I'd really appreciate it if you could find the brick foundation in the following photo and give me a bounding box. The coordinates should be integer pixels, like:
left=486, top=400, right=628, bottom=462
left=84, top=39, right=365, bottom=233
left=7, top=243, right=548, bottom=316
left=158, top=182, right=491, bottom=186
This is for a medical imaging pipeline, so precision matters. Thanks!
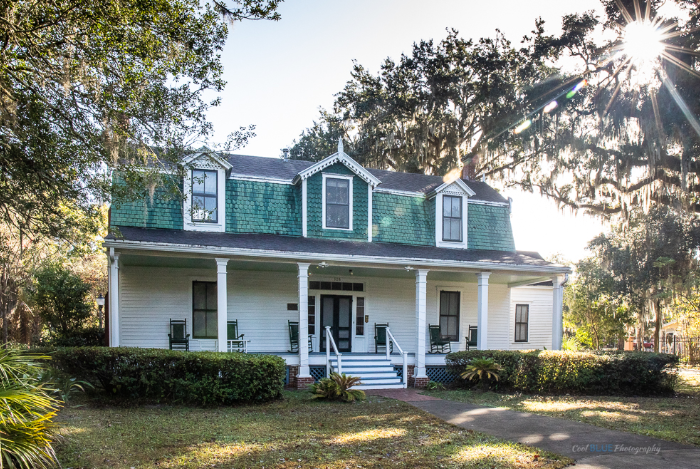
left=413, top=377, right=429, bottom=388
left=407, top=365, right=429, bottom=388
left=406, top=365, right=416, bottom=387
left=296, top=376, right=315, bottom=389
left=285, top=366, right=298, bottom=390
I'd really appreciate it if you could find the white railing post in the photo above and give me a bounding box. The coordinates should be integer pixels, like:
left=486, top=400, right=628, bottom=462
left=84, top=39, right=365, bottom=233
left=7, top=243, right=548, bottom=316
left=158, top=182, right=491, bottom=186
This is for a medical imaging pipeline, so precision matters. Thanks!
left=385, top=327, right=391, bottom=360
left=385, top=328, right=407, bottom=388
left=402, top=352, right=408, bottom=388
left=337, top=354, right=342, bottom=374
left=326, top=326, right=331, bottom=377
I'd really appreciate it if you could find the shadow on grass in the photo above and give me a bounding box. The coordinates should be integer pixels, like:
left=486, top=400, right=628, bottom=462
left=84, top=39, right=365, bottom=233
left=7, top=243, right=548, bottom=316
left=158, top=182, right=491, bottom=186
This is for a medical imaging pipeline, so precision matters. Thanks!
left=55, top=391, right=571, bottom=469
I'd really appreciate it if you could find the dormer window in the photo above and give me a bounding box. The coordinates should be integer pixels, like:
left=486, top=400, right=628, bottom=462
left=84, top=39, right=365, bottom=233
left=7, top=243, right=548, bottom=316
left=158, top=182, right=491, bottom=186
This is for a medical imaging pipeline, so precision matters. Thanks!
left=442, top=195, right=462, bottom=242
left=192, top=169, right=218, bottom=222
left=323, top=174, right=353, bottom=230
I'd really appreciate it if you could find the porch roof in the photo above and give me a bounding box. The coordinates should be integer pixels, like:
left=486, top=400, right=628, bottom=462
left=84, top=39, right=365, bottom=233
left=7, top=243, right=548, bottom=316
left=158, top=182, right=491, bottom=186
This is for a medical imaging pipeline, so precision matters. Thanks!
left=105, top=226, right=569, bottom=274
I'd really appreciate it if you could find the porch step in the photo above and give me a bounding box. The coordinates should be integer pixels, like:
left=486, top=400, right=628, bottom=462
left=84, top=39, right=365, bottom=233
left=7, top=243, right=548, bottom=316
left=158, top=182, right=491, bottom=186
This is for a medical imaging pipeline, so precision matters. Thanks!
left=327, top=355, right=405, bottom=390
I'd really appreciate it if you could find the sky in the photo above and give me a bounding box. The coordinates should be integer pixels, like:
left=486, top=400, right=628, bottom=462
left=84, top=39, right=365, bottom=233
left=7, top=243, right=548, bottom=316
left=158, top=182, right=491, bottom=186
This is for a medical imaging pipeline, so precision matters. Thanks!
left=206, top=0, right=612, bottom=263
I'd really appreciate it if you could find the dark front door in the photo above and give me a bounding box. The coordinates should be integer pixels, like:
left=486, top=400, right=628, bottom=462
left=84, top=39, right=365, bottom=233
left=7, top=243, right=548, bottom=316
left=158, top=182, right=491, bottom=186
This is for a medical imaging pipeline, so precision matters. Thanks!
left=321, top=295, right=352, bottom=352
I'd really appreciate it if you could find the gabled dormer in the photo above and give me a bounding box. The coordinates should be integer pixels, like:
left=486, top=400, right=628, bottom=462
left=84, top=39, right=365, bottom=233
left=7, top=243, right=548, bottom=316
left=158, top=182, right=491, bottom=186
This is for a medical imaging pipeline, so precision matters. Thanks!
left=293, top=140, right=381, bottom=242
left=428, top=178, right=475, bottom=249
left=182, top=149, right=232, bottom=232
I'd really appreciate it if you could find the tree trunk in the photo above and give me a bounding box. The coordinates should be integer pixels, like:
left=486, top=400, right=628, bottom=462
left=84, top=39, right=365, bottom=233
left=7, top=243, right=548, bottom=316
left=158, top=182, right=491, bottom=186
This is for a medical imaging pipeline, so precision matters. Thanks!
left=654, top=299, right=662, bottom=353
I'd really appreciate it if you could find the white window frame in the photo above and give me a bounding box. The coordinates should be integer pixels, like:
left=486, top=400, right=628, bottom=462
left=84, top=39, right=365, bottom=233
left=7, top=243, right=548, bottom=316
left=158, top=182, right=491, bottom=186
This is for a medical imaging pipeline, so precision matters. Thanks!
left=183, top=167, right=226, bottom=232
left=435, top=192, right=468, bottom=248
left=514, top=303, right=530, bottom=343
left=322, top=173, right=354, bottom=231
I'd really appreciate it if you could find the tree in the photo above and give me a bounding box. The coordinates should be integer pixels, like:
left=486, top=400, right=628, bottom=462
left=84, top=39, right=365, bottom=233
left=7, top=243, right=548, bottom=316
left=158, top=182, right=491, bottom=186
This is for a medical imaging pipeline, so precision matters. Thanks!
left=32, top=265, right=93, bottom=339
left=290, top=28, right=553, bottom=174
left=479, top=0, right=700, bottom=216
left=0, top=0, right=282, bottom=240
left=564, top=258, right=632, bottom=350
left=588, top=207, right=700, bottom=350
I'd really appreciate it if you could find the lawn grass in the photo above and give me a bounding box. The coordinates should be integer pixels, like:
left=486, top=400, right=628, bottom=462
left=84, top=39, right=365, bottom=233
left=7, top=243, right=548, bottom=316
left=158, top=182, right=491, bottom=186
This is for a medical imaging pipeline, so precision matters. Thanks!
left=55, top=391, right=572, bottom=469
left=425, top=369, right=700, bottom=447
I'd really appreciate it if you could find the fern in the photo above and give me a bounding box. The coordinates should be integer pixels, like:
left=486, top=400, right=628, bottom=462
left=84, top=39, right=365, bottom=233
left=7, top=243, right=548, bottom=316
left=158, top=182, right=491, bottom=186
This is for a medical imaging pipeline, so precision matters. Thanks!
left=309, top=373, right=365, bottom=402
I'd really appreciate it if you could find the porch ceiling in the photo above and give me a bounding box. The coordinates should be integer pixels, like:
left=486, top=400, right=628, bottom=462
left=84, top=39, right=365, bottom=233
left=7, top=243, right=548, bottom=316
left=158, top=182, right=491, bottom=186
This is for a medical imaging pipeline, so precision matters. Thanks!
left=116, top=253, right=551, bottom=285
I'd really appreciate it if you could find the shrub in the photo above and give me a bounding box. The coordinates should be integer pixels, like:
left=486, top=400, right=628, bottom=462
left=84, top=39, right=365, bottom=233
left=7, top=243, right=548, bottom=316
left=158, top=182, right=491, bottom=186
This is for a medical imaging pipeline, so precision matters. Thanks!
left=0, top=348, right=61, bottom=468
left=446, top=350, right=679, bottom=396
left=425, top=380, right=445, bottom=391
left=32, top=264, right=92, bottom=338
left=50, top=347, right=285, bottom=405
left=460, top=357, right=502, bottom=391
left=38, top=326, right=105, bottom=347
left=310, top=373, right=365, bottom=402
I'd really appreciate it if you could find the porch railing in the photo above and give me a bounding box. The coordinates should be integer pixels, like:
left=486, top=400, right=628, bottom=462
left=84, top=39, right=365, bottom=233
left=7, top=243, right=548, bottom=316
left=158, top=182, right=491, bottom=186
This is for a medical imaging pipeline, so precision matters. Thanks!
left=325, top=326, right=342, bottom=376
left=385, top=327, right=408, bottom=388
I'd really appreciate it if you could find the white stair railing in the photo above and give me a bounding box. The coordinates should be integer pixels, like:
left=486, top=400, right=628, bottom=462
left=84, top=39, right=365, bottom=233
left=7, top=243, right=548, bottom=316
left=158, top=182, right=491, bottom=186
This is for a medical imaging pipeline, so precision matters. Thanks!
left=325, top=326, right=342, bottom=376
left=385, top=327, right=408, bottom=388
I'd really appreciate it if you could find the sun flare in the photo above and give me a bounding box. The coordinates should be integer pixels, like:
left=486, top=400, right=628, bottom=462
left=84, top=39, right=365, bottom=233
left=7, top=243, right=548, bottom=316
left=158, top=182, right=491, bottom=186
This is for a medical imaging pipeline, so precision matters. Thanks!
left=623, top=20, right=665, bottom=65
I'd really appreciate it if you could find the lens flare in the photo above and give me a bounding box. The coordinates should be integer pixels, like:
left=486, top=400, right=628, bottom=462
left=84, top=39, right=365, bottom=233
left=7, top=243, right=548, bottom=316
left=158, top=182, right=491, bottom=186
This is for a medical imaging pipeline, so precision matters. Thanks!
left=514, top=120, right=532, bottom=134
left=624, top=21, right=665, bottom=64
left=543, top=101, right=558, bottom=113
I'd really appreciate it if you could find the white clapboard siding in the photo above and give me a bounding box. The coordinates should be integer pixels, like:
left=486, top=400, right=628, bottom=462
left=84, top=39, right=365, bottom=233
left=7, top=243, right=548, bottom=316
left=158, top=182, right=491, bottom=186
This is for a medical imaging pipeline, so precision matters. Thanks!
left=509, top=286, right=554, bottom=350
left=118, top=265, right=546, bottom=352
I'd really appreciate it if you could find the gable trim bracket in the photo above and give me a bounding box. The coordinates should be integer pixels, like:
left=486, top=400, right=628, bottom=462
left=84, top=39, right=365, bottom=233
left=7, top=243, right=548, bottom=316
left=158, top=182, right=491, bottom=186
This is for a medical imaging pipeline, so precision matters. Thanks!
left=292, top=151, right=381, bottom=187
left=181, top=148, right=233, bottom=171
left=426, top=178, right=476, bottom=199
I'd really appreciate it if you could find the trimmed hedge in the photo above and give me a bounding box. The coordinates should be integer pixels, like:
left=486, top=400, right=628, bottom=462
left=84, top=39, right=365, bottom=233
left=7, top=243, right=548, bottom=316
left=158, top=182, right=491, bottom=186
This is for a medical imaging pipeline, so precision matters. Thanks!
left=445, top=350, right=679, bottom=396
left=49, top=347, right=285, bottom=405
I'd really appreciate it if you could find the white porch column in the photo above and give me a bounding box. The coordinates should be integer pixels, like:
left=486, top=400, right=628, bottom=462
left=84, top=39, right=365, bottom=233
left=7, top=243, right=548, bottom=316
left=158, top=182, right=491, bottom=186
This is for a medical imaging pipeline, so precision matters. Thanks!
left=415, top=269, right=429, bottom=380
left=552, top=275, right=564, bottom=350
left=216, top=258, right=229, bottom=352
left=298, top=263, right=311, bottom=378
left=109, top=248, right=120, bottom=347
left=476, top=272, right=491, bottom=350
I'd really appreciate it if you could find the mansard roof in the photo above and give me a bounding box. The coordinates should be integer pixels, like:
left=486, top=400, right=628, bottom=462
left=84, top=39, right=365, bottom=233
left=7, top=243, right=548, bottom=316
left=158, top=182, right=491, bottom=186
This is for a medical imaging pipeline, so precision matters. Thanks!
left=223, top=153, right=508, bottom=204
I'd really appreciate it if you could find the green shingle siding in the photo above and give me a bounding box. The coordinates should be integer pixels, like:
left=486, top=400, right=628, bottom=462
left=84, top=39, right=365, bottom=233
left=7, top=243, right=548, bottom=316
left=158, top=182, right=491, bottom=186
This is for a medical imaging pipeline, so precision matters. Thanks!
left=467, top=204, right=516, bottom=251
left=226, top=180, right=301, bottom=236
left=110, top=178, right=184, bottom=230
left=306, top=163, right=368, bottom=241
left=372, top=193, right=435, bottom=246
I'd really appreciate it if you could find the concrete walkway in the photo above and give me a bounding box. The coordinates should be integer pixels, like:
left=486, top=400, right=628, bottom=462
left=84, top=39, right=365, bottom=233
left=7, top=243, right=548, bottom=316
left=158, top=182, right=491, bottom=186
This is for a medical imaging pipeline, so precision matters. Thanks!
left=368, top=389, right=700, bottom=469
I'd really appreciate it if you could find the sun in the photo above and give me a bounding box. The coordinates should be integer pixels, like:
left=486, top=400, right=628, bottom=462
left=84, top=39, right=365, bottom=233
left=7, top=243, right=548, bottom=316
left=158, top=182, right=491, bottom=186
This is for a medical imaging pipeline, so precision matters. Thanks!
left=623, top=20, right=666, bottom=65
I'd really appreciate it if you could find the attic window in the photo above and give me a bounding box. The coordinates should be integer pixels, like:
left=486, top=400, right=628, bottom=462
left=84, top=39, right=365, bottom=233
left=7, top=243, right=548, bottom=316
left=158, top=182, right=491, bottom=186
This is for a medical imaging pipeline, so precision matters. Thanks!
left=324, top=176, right=352, bottom=229
left=192, top=169, right=217, bottom=222
left=442, top=195, right=462, bottom=242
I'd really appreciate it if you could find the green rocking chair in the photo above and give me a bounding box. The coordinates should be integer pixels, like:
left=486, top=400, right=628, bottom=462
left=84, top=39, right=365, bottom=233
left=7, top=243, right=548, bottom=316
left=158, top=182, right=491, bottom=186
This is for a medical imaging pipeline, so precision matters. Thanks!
left=168, top=319, right=190, bottom=351
left=288, top=320, right=313, bottom=353
left=227, top=320, right=249, bottom=353
left=429, top=324, right=452, bottom=353
left=374, top=323, right=393, bottom=354
left=465, top=325, right=478, bottom=351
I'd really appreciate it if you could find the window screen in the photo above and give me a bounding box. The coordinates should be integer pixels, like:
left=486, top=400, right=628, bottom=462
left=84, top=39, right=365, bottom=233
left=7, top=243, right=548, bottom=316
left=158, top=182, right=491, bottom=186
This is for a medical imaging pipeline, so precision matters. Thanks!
left=442, top=195, right=462, bottom=241
left=308, top=296, right=316, bottom=335
left=192, top=170, right=217, bottom=222
left=439, top=291, right=460, bottom=341
left=515, top=304, right=529, bottom=342
left=192, top=281, right=217, bottom=339
left=356, top=297, right=365, bottom=336
left=326, top=178, right=350, bottom=228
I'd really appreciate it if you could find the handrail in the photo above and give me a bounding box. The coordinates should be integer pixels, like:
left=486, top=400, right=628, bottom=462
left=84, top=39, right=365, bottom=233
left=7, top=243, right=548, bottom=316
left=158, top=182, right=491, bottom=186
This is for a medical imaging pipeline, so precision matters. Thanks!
left=385, top=327, right=408, bottom=388
left=325, top=326, right=342, bottom=376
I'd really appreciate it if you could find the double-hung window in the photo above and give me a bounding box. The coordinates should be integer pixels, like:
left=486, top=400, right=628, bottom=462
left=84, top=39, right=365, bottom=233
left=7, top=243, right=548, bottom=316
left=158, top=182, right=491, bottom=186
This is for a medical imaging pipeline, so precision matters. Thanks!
left=439, top=291, right=460, bottom=341
left=325, top=177, right=350, bottom=229
left=514, top=304, right=529, bottom=342
left=192, top=169, right=218, bottom=222
left=442, top=195, right=462, bottom=242
left=193, top=281, right=217, bottom=339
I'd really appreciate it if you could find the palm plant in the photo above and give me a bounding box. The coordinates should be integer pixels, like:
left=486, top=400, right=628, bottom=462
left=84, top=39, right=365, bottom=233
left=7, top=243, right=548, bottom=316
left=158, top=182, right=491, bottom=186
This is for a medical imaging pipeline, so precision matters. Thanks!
left=460, top=358, right=502, bottom=391
left=310, top=373, right=365, bottom=402
left=0, top=349, right=61, bottom=468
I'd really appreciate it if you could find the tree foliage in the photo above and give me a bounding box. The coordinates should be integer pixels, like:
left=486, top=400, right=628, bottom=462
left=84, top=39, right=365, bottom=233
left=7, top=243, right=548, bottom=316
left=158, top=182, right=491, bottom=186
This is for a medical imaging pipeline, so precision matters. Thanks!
left=31, top=265, right=93, bottom=339
left=0, top=0, right=281, bottom=240
left=290, top=28, right=553, bottom=174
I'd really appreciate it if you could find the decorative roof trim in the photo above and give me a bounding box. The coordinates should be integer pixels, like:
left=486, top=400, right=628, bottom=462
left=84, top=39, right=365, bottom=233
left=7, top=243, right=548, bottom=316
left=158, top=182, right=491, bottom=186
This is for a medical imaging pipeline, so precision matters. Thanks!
left=182, top=149, right=233, bottom=171
left=427, top=178, right=476, bottom=198
left=373, top=188, right=426, bottom=198
left=467, top=199, right=509, bottom=207
left=293, top=152, right=381, bottom=187
left=229, top=174, right=293, bottom=185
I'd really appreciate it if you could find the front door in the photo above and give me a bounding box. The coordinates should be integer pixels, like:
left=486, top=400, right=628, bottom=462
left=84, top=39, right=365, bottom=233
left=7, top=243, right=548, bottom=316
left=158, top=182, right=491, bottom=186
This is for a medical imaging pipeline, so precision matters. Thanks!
left=321, top=295, right=352, bottom=352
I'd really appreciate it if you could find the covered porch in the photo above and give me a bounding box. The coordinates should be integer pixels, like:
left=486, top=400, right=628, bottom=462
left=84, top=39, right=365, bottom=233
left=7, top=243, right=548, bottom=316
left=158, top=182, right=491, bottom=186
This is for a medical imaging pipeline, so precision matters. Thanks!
left=107, top=242, right=567, bottom=388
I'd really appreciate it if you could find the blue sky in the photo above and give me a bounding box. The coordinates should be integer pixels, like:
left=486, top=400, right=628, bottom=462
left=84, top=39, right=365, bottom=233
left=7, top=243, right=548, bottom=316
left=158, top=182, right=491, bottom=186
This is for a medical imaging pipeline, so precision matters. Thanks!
left=205, top=0, right=609, bottom=263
